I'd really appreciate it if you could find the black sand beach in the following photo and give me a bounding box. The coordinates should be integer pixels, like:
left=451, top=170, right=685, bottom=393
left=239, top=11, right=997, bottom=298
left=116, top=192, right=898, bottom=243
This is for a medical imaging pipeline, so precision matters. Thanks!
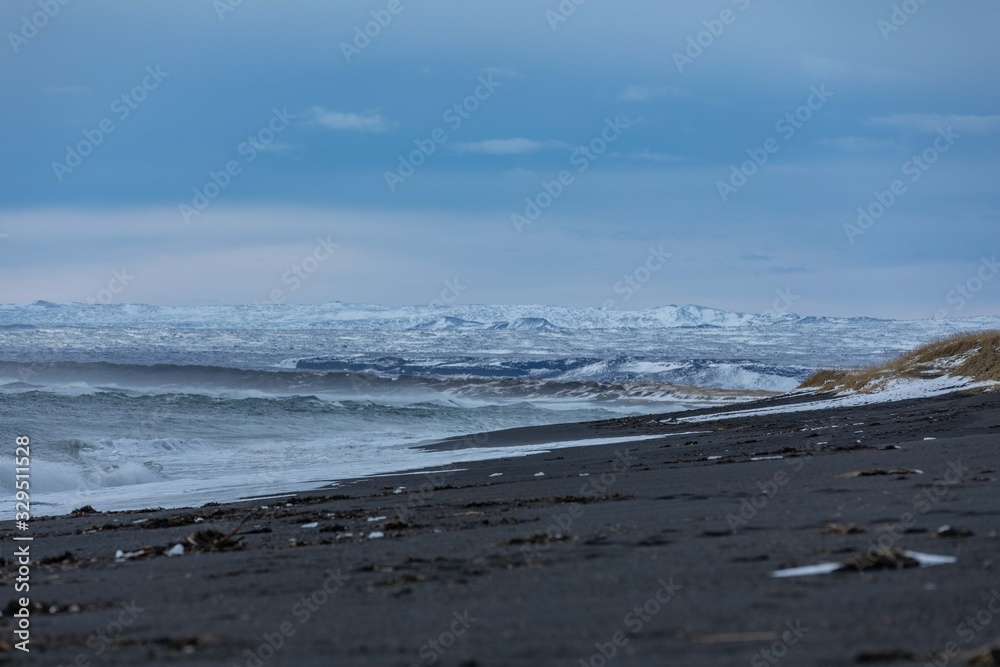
left=3, top=390, right=1000, bottom=666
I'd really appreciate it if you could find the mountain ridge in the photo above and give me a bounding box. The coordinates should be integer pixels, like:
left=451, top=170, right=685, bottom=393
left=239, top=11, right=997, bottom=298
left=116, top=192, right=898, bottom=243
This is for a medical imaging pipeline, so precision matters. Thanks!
left=0, top=300, right=885, bottom=331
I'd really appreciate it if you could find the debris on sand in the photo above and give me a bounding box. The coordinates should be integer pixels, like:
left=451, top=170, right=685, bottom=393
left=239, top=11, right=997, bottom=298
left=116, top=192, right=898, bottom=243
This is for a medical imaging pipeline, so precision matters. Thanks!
left=822, top=522, right=864, bottom=535
left=40, top=551, right=79, bottom=566
left=770, top=548, right=955, bottom=578
left=839, top=547, right=919, bottom=572
left=139, top=515, right=200, bottom=529
left=187, top=528, right=244, bottom=552
left=71, top=505, right=98, bottom=516
left=935, top=525, right=974, bottom=538
left=838, top=469, right=922, bottom=478
left=503, top=532, right=570, bottom=546
left=963, top=640, right=1000, bottom=665
left=186, top=514, right=252, bottom=552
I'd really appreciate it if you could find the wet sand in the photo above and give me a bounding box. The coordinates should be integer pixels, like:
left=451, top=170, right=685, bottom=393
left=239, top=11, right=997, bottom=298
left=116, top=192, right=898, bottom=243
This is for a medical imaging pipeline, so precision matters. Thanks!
left=3, top=390, right=1000, bottom=666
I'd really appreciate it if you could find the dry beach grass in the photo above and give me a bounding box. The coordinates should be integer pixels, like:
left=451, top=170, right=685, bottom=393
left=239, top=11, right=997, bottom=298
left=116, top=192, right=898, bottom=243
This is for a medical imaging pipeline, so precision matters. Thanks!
left=800, top=330, right=1000, bottom=394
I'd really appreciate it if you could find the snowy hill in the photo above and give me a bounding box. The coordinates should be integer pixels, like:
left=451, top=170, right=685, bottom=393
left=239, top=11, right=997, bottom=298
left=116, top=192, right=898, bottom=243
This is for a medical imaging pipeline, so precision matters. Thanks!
left=2, top=301, right=999, bottom=393
left=489, top=318, right=563, bottom=331
left=408, top=316, right=484, bottom=331
left=1, top=301, right=815, bottom=330
left=800, top=330, right=1000, bottom=396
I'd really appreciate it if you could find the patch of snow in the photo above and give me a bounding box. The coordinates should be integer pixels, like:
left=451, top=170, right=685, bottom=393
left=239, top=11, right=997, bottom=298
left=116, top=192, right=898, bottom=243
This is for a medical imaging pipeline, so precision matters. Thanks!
left=678, top=376, right=999, bottom=423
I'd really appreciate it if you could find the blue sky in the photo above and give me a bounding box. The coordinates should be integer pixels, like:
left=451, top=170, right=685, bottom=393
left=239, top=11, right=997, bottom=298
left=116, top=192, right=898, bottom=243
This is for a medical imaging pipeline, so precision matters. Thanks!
left=1, top=0, right=998, bottom=318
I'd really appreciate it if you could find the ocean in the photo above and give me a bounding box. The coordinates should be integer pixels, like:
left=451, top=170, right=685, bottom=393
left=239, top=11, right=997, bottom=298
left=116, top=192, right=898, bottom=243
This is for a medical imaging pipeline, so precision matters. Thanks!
left=0, top=365, right=667, bottom=518
left=2, top=301, right=995, bottom=517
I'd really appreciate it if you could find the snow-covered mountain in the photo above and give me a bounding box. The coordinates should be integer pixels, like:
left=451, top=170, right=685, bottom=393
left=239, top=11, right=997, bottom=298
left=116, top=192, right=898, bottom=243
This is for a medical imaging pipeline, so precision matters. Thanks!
left=2, top=301, right=998, bottom=393
left=0, top=301, right=776, bottom=330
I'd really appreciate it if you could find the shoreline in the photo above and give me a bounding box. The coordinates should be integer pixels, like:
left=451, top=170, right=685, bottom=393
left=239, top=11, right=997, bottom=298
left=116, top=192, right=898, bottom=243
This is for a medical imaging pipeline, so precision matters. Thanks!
left=3, top=390, right=1000, bottom=665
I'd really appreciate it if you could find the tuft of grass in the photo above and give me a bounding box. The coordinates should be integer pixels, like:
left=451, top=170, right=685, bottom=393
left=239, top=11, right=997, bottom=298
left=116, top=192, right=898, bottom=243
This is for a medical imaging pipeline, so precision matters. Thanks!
left=799, top=330, right=1000, bottom=394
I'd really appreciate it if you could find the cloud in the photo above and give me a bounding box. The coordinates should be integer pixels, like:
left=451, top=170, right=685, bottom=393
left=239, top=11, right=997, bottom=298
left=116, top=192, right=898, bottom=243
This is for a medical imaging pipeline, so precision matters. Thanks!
left=799, top=54, right=916, bottom=83
left=307, top=108, right=397, bottom=133
left=453, top=138, right=568, bottom=155
left=866, top=113, right=1000, bottom=135
left=818, top=136, right=901, bottom=153
left=617, top=84, right=685, bottom=103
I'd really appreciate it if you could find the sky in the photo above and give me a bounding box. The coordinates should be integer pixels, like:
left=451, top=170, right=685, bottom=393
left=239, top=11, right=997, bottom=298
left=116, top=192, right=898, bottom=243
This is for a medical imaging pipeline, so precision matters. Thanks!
left=1, top=0, right=998, bottom=318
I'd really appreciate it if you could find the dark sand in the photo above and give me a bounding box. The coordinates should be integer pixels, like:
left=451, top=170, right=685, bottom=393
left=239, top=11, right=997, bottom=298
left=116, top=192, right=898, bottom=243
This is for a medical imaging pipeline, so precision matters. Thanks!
left=3, top=391, right=1000, bottom=666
